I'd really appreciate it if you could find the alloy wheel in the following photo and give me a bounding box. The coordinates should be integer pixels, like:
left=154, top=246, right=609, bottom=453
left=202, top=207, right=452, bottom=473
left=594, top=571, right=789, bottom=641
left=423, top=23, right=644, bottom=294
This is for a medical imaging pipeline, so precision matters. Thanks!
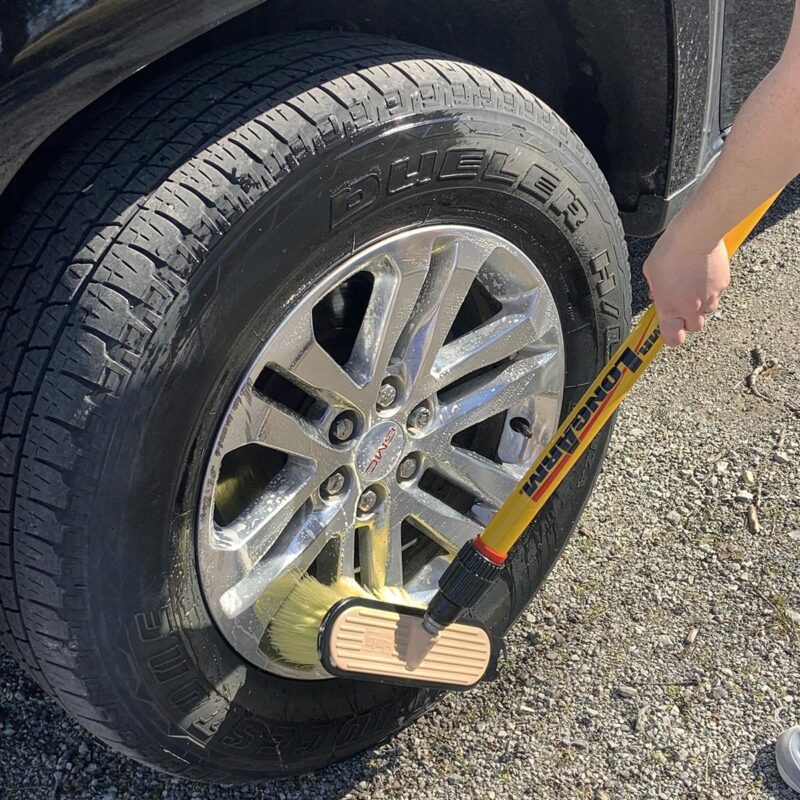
left=197, top=226, right=565, bottom=678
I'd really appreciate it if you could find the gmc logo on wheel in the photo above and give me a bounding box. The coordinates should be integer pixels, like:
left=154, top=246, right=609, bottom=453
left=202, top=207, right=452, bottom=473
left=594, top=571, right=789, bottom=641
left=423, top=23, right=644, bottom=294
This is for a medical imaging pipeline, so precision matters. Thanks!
left=364, top=426, right=398, bottom=475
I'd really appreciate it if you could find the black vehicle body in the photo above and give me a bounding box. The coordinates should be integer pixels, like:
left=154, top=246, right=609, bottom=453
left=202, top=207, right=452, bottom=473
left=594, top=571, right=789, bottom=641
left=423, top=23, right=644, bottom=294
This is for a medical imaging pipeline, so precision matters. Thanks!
left=0, top=0, right=794, bottom=239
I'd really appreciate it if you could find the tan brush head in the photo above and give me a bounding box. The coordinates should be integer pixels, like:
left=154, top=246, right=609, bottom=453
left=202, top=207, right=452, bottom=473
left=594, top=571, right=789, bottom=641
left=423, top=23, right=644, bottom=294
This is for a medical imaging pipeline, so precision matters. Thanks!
left=319, top=598, right=493, bottom=689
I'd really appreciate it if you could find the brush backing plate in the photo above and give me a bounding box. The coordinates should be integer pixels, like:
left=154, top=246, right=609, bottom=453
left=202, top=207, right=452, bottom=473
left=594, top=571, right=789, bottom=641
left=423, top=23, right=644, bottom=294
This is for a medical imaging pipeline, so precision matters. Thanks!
left=318, top=598, right=494, bottom=690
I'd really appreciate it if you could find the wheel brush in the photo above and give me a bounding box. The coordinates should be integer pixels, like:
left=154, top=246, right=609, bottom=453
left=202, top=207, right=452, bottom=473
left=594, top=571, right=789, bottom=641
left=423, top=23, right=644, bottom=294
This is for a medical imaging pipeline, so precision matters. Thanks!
left=268, top=195, right=778, bottom=690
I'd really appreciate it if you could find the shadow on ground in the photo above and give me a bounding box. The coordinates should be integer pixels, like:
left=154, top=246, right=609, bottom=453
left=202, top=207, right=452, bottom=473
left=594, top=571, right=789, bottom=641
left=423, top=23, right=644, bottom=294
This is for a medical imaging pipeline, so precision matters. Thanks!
left=752, top=741, right=797, bottom=800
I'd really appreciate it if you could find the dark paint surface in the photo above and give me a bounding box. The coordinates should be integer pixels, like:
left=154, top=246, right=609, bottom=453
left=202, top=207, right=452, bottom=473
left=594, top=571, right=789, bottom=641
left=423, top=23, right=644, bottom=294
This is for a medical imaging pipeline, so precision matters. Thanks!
left=0, top=0, right=791, bottom=230
left=721, top=0, right=794, bottom=128
left=260, top=0, right=673, bottom=216
left=0, top=0, right=263, bottom=194
left=668, top=0, right=711, bottom=192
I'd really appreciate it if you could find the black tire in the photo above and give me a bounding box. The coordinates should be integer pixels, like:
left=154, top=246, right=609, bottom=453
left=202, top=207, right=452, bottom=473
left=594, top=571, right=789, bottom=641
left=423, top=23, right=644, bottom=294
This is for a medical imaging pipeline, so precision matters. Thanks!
left=0, top=33, right=630, bottom=782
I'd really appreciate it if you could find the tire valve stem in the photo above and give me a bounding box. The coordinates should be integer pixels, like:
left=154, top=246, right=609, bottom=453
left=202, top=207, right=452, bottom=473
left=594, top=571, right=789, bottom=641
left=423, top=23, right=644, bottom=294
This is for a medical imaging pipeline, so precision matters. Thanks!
left=510, top=416, right=533, bottom=439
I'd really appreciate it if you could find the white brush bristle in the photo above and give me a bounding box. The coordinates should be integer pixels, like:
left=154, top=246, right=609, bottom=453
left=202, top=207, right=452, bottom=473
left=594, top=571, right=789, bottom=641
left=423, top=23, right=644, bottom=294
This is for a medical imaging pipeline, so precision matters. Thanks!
left=267, top=575, right=420, bottom=668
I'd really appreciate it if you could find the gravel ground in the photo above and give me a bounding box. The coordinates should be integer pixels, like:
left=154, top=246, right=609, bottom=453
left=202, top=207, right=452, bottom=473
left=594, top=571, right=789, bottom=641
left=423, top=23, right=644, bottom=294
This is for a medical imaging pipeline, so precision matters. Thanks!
left=2, top=182, right=799, bottom=800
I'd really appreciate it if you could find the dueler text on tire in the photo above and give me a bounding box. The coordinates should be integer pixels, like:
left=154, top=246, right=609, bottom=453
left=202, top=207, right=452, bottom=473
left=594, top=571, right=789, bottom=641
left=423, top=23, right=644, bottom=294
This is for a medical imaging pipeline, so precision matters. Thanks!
left=0, top=33, right=630, bottom=781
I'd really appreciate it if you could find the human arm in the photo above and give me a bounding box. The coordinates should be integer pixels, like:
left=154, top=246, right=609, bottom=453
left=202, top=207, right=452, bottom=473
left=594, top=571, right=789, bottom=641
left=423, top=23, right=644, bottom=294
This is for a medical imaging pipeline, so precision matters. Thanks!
left=644, top=1, right=800, bottom=345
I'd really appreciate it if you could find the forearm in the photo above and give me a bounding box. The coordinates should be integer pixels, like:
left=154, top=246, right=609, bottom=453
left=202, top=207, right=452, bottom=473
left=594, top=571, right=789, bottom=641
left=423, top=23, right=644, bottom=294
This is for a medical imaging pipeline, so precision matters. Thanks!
left=669, top=36, right=800, bottom=249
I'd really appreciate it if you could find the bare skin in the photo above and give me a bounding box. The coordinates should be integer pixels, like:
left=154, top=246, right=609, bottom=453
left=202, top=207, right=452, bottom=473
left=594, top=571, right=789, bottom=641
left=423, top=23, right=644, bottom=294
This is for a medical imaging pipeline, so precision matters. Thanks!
left=644, top=0, right=800, bottom=346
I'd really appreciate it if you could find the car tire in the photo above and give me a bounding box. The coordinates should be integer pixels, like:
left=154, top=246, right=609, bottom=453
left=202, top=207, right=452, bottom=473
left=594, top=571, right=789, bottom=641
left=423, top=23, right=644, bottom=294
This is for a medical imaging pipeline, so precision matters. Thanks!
left=0, top=33, right=630, bottom=782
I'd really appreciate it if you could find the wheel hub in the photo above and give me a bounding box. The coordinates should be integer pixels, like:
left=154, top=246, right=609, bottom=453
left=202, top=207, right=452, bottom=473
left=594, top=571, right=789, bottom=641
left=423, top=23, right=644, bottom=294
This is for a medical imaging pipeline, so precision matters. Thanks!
left=197, top=225, right=566, bottom=678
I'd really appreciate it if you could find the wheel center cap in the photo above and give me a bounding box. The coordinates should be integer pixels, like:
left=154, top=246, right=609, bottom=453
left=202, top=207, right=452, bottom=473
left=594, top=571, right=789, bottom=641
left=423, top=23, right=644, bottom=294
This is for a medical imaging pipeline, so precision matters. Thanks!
left=355, top=421, right=406, bottom=481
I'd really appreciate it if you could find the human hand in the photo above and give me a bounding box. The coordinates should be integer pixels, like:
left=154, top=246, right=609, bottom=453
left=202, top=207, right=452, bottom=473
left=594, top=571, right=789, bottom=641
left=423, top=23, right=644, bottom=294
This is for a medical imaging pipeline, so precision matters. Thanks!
left=642, top=227, right=731, bottom=347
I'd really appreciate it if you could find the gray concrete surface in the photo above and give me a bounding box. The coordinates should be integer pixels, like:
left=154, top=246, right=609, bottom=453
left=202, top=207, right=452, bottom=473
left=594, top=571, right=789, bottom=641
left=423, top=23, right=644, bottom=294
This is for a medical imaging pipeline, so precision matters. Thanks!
left=1, top=181, right=799, bottom=800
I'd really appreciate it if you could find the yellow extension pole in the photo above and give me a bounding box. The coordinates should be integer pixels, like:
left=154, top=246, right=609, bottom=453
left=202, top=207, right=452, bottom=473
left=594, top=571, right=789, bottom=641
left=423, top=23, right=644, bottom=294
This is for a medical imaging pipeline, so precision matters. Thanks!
left=477, top=192, right=781, bottom=559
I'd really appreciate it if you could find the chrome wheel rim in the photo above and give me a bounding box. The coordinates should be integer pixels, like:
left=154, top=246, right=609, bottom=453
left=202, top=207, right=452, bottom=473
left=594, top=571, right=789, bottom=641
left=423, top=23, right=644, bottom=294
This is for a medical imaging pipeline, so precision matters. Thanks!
left=197, top=225, right=566, bottom=678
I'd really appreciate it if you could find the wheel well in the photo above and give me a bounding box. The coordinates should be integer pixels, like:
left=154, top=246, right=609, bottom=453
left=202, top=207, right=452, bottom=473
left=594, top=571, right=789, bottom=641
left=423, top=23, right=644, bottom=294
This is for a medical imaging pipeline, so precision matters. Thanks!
left=0, top=0, right=673, bottom=222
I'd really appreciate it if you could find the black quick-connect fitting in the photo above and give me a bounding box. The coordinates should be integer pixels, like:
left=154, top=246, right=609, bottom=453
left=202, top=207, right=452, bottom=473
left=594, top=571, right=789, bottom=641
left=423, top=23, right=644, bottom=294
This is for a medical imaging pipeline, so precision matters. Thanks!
left=422, top=540, right=505, bottom=633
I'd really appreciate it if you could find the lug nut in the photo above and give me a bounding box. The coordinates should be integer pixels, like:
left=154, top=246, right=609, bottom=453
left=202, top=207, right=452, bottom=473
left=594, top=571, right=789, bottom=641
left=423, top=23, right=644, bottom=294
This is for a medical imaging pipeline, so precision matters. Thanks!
left=357, top=487, right=379, bottom=514
left=397, top=455, right=419, bottom=481
left=322, top=471, right=346, bottom=497
left=407, top=404, right=431, bottom=430
left=376, top=381, right=398, bottom=409
left=330, top=413, right=355, bottom=443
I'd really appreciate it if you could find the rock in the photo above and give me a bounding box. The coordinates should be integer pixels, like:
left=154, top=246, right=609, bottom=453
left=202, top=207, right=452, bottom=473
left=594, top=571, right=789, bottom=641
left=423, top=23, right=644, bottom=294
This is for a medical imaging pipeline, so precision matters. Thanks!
left=786, top=609, right=800, bottom=625
left=666, top=510, right=682, bottom=525
left=685, top=627, right=699, bottom=645
left=711, top=687, right=729, bottom=700
left=746, top=504, right=761, bottom=534
left=735, top=490, right=754, bottom=501
left=789, top=530, right=800, bottom=542
left=571, top=738, right=589, bottom=750
left=656, top=634, right=673, bottom=649
left=616, top=686, right=639, bottom=699
left=716, top=460, right=730, bottom=474
left=742, top=470, right=756, bottom=485
left=773, top=451, right=790, bottom=465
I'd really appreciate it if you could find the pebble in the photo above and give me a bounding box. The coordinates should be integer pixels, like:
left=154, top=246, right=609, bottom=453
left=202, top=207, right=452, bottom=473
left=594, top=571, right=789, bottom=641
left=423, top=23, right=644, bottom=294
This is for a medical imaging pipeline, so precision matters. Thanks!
left=685, top=627, right=699, bottom=645
left=665, top=510, right=682, bottom=525
left=735, top=490, right=754, bottom=501
left=572, top=738, right=589, bottom=750
left=742, top=470, right=756, bottom=485
left=616, top=686, right=639, bottom=699
left=773, top=451, right=790, bottom=465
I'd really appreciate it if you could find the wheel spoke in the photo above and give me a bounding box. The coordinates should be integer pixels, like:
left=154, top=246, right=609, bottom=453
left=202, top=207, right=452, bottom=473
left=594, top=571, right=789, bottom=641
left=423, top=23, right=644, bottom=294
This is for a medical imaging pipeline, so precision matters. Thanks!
left=431, top=445, right=519, bottom=509
left=218, top=380, right=339, bottom=465
left=213, top=461, right=318, bottom=567
left=348, top=251, right=428, bottom=401
left=432, top=311, right=537, bottom=390
left=219, top=493, right=355, bottom=619
left=398, top=235, right=497, bottom=396
left=435, top=350, right=562, bottom=436
left=358, top=497, right=404, bottom=589
left=394, top=483, right=482, bottom=553
left=268, top=307, right=367, bottom=409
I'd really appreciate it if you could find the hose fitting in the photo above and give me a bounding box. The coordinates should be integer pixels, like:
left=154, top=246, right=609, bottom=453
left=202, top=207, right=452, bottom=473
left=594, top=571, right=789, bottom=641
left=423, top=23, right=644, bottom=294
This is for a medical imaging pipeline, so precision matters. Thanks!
left=422, top=539, right=506, bottom=632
